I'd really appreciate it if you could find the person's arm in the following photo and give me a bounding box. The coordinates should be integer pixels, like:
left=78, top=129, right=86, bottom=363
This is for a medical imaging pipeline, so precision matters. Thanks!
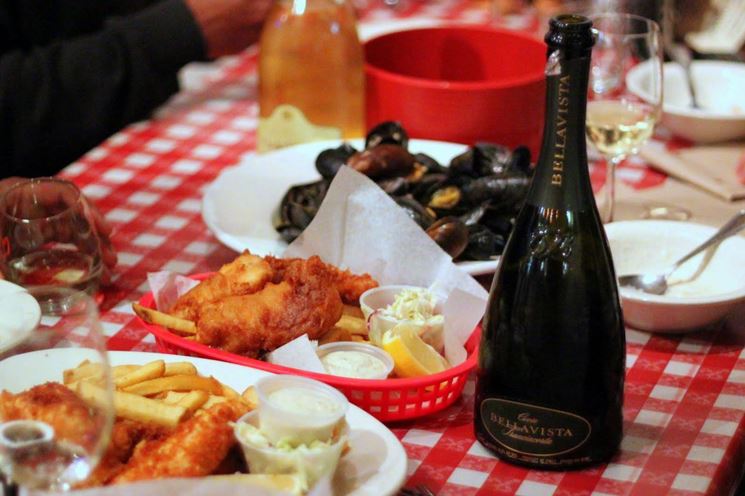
left=0, top=0, right=207, bottom=178
left=0, top=0, right=161, bottom=49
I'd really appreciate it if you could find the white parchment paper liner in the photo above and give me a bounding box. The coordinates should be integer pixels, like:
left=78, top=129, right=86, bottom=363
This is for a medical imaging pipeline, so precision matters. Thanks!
left=284, top=166, right=488, bottom=366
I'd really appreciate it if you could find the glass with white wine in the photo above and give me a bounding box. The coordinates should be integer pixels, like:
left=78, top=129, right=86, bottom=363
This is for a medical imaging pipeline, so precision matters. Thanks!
left=586, top=13, right=663, bottom=223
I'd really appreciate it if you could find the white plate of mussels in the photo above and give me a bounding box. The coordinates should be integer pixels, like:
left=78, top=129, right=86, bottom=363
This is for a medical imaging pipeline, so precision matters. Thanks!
left=202, top=136, right=531, bottom=277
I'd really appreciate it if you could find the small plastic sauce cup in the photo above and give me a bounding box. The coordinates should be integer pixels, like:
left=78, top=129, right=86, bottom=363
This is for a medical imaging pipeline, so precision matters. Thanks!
left=317, top=342, right=394, bottom=380
left=234, top=410, right=348, bottom=489
left=254, top=375, right=349, bottom=447
left=359, top=285, right=444, bottom=346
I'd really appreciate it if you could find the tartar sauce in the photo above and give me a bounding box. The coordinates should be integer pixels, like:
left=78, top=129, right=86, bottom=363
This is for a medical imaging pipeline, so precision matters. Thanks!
left=268, top=387, right=341, bottom=415
left=321, top=350, right=389, bottom=379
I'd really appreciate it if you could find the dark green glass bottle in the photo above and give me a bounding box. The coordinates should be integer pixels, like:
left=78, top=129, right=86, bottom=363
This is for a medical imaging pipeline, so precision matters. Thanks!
left=474, top=15, right=625, bottom=470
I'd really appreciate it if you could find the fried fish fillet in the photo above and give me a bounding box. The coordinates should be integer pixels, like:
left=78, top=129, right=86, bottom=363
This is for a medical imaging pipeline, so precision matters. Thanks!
left=170, top=252, right=273, bottom=320
left=110, top=402, right=247, bottom=484
left=78, top=419, right=169, bottom=488
left=196, top=256, right=344, bottom=357
left=0, top=382, right=103, bottom=450
left=266, top=255, right=377, bottom=305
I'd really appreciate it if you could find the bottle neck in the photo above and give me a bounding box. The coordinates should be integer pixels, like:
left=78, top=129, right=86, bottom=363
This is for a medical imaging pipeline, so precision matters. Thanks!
left=528, top=49, right=593, bottom=210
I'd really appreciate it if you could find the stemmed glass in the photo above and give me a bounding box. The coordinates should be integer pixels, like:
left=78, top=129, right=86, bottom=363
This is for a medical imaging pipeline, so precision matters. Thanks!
left=0, top=287, right=114, bottom=492
left=585, top=13, right=663, bottom=223
left=0, top=178, right=105, bottom=313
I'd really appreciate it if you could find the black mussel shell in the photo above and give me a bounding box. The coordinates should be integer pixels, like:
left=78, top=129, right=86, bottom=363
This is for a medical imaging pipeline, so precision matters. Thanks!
left=276, top=225, right=304, bottom=243
left=277, top=179, right=328, bottom=232
left=347, top=144, right=415, bottom=180
left=473, top=142, right=513, bottom=177
left=365, top=121, right=409, bottom=149
left=462, top=176, right=531, bottom=207
left=410, top=173, right=448, bottom=204
left=426, top=217, right=469, bottom=258
left=414, top=153, right=447, bottom=174
left=315, top=143, right=357, bottom=179
left=378, top=176, right=409, bottom=196
left=395, top=195, right=436, bottom=229
left=449, top=148, right=478, bottom=178
left=459, top=204, right=487, bottom=227
left=461, top=225, right=506, bottom=260
left=508, top=145, right=532, bottom=176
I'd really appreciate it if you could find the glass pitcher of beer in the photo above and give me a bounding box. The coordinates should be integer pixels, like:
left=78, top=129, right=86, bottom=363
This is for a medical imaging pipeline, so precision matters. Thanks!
left=257, top=0, right=365, bottom=152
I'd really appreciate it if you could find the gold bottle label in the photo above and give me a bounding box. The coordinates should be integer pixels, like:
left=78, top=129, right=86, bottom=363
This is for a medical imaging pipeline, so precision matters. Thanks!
left=480, top=398, right=591, bottom=457
left=257, top=104, right=342, bottom=153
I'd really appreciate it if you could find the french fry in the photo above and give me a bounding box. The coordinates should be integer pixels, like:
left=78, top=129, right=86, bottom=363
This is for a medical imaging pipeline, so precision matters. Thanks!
left=342, top=305, right=365, bottom=319
left=132, top=303, right=197, bottom=335
left=114, top=360, right=166, bottom=388
left=318, top=326, right=352, bottom=346
left=202, top=395, right=228, bottom=409
left=220, top=383, right=240, bottom=399
left=63, top=361, right=104, bottom=385
left=335, top=314, right=367, bottom=336
left=164, top=362, right=197, bottom=377
left=76, top=381, right=186, bottom=427
left=241, top=386, right=259, bottom=410
left=161, top=391, right=187, bottom=403
left=112, top=365, right=140, bottom=379
left=122, top=374, right=223, bottom=396
left=350, top=335, right=367, bottom=342
left=175, top=390, right=210, bottom=414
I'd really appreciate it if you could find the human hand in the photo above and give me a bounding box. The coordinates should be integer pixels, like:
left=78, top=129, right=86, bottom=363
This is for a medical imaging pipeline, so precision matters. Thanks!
left=184, top=0, right=274, bottom=59
left=0, top=177, right=118, bottom=286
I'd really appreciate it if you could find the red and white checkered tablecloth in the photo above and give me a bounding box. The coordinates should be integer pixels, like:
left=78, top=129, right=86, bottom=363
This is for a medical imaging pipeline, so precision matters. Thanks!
left=55, top=1, right=745, bottom=494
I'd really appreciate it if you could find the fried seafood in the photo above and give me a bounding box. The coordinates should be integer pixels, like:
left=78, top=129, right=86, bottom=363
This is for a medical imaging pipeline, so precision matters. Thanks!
left=111, top=401, right=247, bottom=484
left=0, top=382, right=103, bottom=450
left=169, top=252, right=273, bottom=321
left=265, top=255, right=377, bottom=304
left=196, top=256, right=344, bottom=357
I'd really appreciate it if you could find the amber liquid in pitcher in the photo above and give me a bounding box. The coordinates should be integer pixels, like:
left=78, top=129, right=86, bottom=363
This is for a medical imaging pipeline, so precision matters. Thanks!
left=257, top=0, right=365, bottom=152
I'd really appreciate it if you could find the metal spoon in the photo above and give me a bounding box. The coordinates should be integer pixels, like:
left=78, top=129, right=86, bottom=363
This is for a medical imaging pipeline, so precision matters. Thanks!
left=667, top=43, right=700, bottom=109
left=618, top=209, right=745, bottom=295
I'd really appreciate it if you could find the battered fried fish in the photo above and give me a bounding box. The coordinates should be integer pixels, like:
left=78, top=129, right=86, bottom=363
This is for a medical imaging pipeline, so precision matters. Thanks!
left=78, top=419, right=169, bottom=488
left=196, top=256, right=344, bottom=357
left=170, top=252, right=273, bottom=320
left=110, top=401, right=247, bottom=484
left=266, top=255, right=378, bottom=305
left=0, top=382, right=104, bottom=450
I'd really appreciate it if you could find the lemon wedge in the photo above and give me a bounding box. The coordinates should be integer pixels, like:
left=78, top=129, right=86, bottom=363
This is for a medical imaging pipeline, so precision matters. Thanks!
left=382, top=323, right=449, bottom=378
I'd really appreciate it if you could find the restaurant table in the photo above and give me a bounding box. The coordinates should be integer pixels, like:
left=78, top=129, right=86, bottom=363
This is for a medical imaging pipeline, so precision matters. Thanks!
left=53, top=1, right=745, bottom=494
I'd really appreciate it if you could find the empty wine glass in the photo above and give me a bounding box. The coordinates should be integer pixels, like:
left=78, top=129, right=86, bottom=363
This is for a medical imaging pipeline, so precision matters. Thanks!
left=0, top=178, right=105, bottom=313
left=0, top=286, right=114, bottom=492
left=586, top=13, right=664, bottom=223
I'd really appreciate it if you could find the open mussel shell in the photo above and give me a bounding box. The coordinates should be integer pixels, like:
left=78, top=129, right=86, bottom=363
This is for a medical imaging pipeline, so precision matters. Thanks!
left=276, top=179, right=329, bottom=242
left=315, top=143, right=358, bottom=179
left=365, top=121, right=409, bottom=149
left=460, top=225, right=506, bottom=261
left=426, top=217, right=469, bottom=258
left=414, top=153, right=447, bottom=174
left=347, top=144, right=415, bottom=180
left=395, top=195, right=436, bottom=229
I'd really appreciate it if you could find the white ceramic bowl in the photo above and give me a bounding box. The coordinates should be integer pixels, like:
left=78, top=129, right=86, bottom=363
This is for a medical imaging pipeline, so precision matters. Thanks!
left=605, top=220, right=745, bottom=333
left=627, top=60, right=745, bottom=143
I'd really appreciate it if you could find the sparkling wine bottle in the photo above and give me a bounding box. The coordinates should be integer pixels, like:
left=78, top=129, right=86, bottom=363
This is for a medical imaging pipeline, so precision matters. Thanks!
left=474, top=15, right=625, bottom=470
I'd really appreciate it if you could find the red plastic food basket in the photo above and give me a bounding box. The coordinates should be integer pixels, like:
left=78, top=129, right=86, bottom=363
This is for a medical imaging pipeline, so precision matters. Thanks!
left=137, top=273, right=480, bottom=422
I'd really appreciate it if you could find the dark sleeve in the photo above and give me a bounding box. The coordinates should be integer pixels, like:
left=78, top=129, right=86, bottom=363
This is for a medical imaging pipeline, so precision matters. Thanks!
left=0, top=0, right=162, bottom=49
left=0, top=0, right=207, bottom=178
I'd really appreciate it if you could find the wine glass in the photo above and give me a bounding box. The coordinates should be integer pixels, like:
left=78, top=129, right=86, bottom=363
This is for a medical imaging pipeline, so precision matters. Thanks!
left=0, top=178, right=105, bottom=313
left=585, top=13, right=664, bottom=223
left=0, top=286, right=114, bottom=492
